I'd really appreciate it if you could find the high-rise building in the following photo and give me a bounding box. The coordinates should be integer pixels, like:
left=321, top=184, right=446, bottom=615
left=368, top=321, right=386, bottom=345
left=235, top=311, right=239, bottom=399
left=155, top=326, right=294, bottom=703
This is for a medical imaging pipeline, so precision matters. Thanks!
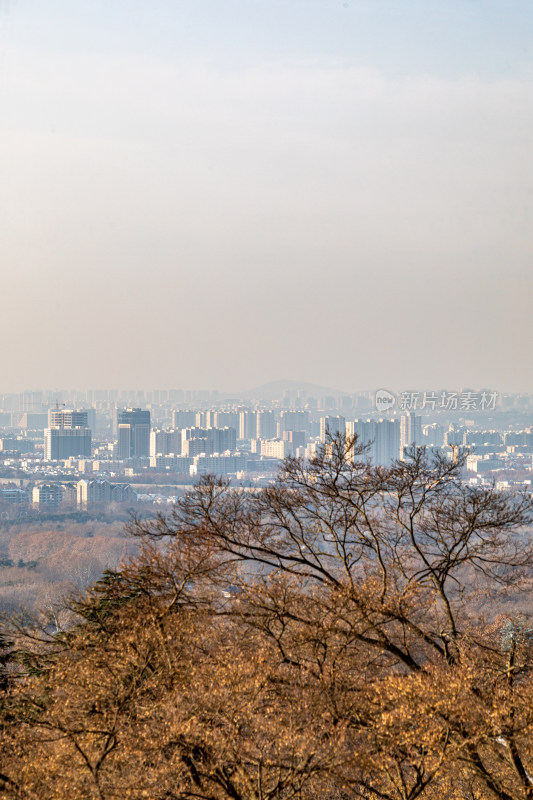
left=209, top=426, right=237, bottom=453
left=150, top=428, right=182, bottom=457
left=400, top=412, right=422, bottom=459
left=172, top=410, right=197, bottom=429
left=347, top=419, right=375, bottom=461
left=423, top=423, right=445, bottom=447
left=445, top=426, right=467, bottom=447
left=48, top=409, right=89, bottom=428
left=44, top=427, right=92, bottom=460
left=347, top=419, right=401, bottom=465
left=320, top=416, right=346, bottom=442
left=181, top=426, right=237, bottom=456
left=375, top=419, right=401, bottom=466
left=279, top=410, right=310, bottom=435
left=239, top=411, right=257, bottom=439
left=17, top=412, right=48, bottom=429
left=282, top=430, right=307, bottom=454
left=212, top=411, right=240, bottom=430
left=117, top=408, right=150, bottom=459
left=257, top=411, right=276, bottom=439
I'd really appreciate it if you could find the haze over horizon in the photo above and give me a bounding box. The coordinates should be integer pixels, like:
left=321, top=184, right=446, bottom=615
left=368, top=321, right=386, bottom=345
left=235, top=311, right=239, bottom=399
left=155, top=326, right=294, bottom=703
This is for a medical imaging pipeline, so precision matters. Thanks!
left=1, top=380, right=519, bottom=402
left=1, top=1, right=532, bottom=393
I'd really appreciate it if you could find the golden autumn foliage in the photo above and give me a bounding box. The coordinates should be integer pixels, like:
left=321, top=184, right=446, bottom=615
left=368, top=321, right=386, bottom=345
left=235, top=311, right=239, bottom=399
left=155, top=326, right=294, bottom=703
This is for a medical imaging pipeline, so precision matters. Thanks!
left=0, top=524, right=132, bottom=615
left=1, top=436, right=533, bottom=800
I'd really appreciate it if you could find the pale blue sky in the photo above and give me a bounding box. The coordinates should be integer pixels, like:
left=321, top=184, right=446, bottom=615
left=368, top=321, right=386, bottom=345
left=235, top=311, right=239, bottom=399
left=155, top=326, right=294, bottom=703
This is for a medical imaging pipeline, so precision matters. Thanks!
left=1, top=1, right=532, bottom=392
left=4, top=0, right=533, bottom=77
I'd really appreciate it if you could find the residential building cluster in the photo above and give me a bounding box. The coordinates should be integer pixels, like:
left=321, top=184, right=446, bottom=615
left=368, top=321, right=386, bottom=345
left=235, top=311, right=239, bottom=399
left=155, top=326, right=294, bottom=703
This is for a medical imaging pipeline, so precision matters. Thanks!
left=0, top=388, right=530, bottom=516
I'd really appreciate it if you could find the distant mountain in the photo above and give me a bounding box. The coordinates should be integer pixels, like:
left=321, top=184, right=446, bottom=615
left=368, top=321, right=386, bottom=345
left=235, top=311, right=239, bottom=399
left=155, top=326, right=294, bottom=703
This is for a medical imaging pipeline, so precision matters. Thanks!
left=233, top=379, right=351, bottom=403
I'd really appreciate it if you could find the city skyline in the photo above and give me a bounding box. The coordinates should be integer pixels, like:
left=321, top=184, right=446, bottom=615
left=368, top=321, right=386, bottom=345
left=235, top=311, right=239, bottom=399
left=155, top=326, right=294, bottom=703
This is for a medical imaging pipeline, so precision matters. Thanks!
left=0, top=380, right=531, bottom=518
left=0, top=381, right=520, bottom=402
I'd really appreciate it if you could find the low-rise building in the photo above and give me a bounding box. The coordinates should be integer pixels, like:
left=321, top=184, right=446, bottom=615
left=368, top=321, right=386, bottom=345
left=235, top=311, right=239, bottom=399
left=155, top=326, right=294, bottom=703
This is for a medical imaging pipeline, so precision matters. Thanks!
left=260, top=439, right=289, bottom=459
left=149, top=455, right=193, bottom=471
left=191, top=454, right=248, bottom=476
left=32, top=483, right=62, bottom=510
left=77, top=479, right=136, bottom=507
left=0, top=438, right=36, bottom=454
left=0, top=487, right=28, bottom=504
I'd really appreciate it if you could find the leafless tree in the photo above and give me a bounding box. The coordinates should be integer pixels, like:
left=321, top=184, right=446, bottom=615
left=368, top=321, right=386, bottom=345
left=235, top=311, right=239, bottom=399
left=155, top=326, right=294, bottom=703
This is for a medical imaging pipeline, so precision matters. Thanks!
left=1, top=435, right=533, bottom=800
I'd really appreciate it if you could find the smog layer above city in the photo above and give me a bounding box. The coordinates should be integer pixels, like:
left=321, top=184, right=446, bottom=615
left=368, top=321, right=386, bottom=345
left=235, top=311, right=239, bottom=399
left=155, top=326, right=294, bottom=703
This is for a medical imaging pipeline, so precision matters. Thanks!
left=1, top=1, right=532, bottom=392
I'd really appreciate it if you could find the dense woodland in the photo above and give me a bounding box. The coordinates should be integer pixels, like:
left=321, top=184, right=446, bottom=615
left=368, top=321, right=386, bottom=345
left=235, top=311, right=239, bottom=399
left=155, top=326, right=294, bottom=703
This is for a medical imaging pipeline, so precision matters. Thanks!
left=1, top=435, right=533, bottom=800
left=0, top=517, right=133, bottom=615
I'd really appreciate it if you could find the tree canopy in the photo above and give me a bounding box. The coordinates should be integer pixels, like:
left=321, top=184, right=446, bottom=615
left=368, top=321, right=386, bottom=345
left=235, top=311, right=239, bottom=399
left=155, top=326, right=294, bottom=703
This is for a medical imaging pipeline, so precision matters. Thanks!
left=1, top=436, right=533, bottom=800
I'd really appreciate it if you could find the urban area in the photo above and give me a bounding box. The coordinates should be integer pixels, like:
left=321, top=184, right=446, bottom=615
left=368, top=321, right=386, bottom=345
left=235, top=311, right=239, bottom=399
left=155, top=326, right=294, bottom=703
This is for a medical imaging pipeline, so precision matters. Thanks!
left=0, top=384, right=532, bottom=518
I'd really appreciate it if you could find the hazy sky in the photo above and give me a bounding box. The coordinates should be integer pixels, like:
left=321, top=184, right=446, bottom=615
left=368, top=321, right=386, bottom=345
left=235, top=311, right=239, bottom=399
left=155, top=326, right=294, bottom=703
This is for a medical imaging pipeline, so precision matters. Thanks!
left=1, top=0, right=532, bottom=393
